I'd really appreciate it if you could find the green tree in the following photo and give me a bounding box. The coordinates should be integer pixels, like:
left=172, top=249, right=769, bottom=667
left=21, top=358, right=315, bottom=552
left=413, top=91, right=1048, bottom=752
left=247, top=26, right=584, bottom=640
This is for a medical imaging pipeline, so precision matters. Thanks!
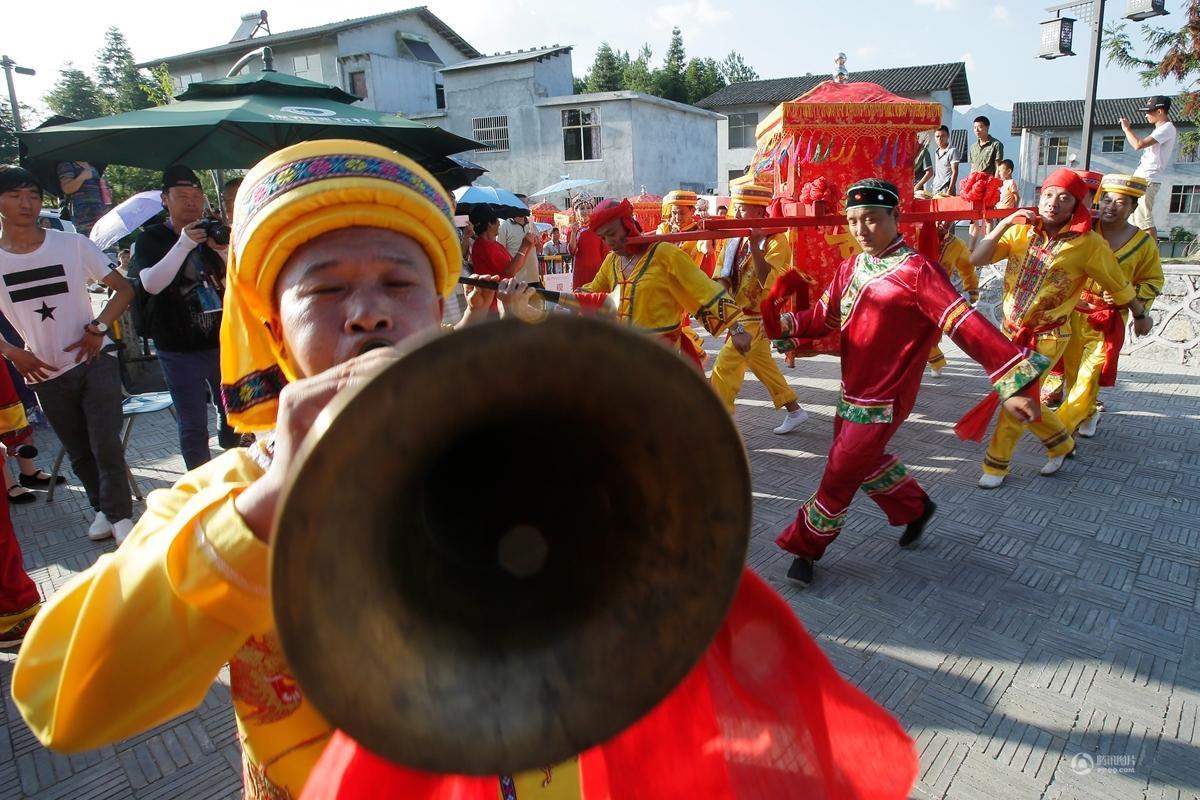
left=44, top=66, right=105, bottom=119
left=96, top=27, right=154, bottom=113
left=1, top=100, right=19, bottom=165
left=586, top=42, right=625, bottom=93
left=684, top=57, right=725, bottom=104
left=720, top=51, right=759, bottom=84
left=656, top=27, right=688, bottom=102
left=144, top=63, right=175, bottom=107
left=623, top=44, right=656, bottom=94
left=1106, top=1, right=1200, bottom=155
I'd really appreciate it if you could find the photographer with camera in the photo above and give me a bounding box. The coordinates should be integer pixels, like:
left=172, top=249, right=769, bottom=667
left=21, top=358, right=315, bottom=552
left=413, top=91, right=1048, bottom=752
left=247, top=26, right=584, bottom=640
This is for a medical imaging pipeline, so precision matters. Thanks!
left=129, top=165, right=238, bottom=469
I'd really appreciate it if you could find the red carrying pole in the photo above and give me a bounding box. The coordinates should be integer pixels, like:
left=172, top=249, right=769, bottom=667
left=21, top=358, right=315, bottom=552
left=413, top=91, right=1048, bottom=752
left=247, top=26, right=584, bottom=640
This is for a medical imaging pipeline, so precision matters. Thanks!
left=627, top=207, right=1032, bottom=245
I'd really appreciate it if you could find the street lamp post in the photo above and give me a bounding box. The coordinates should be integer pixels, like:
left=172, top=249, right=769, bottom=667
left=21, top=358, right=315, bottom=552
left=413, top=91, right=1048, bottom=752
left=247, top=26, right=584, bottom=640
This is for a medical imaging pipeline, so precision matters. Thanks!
left=1038, top=1, right=1169, bottom=171
left=1, top=55, right=36, bottom=132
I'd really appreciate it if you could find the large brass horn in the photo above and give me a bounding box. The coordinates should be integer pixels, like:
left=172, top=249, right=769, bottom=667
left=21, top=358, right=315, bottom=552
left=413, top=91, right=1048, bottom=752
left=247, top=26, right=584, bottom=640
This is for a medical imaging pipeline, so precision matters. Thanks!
left=270, top=314, right=751, bottom=776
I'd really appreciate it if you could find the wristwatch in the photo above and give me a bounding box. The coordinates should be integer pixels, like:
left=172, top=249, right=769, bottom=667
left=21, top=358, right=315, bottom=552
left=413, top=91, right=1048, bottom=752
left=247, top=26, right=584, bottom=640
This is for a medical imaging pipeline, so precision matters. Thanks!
left=729, top=322, right=747, bottom=336
left=87, top=320, right=109, bottom=336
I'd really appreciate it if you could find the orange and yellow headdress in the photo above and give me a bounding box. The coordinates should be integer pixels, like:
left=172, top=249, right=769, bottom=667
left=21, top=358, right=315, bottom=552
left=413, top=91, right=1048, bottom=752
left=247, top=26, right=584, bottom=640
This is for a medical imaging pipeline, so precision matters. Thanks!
left=220, top=139, right=460, bottom=432
left=1099, top=173, right=1149, bottom=199
left=729, top=183, right=773, bottom=209
left=661, top=189, right=699, bottom=217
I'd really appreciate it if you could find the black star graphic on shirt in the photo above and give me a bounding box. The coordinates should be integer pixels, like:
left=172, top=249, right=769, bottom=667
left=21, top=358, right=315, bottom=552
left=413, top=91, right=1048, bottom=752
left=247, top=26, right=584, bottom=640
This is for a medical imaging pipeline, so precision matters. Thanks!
left=35, top=302, right=56, bottom=321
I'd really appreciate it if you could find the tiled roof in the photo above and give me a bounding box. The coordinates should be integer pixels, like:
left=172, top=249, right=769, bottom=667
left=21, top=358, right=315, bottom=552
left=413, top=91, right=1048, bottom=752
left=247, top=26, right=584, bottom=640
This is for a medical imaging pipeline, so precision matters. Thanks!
left=439, top=45, right=572, bottom=73
left=1011, top=96, right=1189, bottom=133
left=137, top=6, right=481, bottom=67
left=696, top=62, right=970, bottom=109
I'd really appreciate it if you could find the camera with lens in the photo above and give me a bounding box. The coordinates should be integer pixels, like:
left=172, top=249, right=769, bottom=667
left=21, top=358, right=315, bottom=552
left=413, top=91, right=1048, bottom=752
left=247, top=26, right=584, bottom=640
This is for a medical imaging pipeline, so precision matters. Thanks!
left=195, top=216, right=231, bottom=246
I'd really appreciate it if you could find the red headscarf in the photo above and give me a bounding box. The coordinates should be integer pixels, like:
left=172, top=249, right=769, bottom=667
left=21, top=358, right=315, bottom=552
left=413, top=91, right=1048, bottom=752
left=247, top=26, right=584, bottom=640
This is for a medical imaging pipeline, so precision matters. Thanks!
left=589, top=198, right=641, bottom=237
left=1041, top=168, right=1092, bottom=235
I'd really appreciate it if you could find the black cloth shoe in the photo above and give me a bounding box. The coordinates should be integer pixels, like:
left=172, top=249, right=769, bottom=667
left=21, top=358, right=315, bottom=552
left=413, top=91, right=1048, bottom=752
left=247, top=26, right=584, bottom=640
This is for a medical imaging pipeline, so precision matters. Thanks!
left=898, top=498, right=936, bottom=548
left=786, top=557, right=814, bottom=587
left=19, top=470, right=65, bottom=489
left=7, top=485, right=37, bottom=504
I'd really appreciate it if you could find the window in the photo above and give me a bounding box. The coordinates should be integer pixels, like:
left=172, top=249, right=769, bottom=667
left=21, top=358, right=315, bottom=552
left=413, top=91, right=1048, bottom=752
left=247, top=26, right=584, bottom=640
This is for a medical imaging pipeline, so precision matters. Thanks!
left=728, top=169, right=747, bottom=182
left=1038, top=136, right=1069, bottom=166
left=397, top=32, right=443, bottom=65
left=172, top=72, right=204, bottom=92
left=436, top=83, right=446, bottom=110
left=1101, top=135, right=1125, bottom=153
left=728, top=112, right=759, bottom=149
left=292, top=54, right=324, bottom=83
left=1169, top=184, right=1200, bottom=213
left=472, top=115, right=510, bottom=152
left=349, top=71, right=368, bottom=99
left=562, top=108, right=601, bottom=161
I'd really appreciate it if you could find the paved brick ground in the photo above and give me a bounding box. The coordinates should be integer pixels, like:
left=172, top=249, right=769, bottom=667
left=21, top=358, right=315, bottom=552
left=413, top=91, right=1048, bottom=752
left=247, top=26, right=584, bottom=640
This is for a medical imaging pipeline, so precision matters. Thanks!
left=1, top=336, right=1197, bottom=800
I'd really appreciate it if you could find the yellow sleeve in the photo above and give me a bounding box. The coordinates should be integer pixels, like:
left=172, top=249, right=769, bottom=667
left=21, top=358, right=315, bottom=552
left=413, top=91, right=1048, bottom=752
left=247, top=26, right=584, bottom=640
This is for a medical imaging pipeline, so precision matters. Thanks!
left=580, top=254, right=617, bottom=293
left=990, top=224, right=1026, bottom=264
left=1131, top=235, right=1165, bottom=311
left=663, top=244, right=740, bottom=335
left=950, top=240, right=978, bottom=290
left=761, top=234, right=792, bottom=288
left=1082, top=237, right=1135, bottom=306
left=12, top=449, right=272, bottom=753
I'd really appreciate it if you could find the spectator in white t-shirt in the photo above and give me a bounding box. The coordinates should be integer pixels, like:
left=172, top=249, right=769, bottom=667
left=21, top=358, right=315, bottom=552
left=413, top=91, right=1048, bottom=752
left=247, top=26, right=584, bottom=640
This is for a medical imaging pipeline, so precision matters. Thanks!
left=0, top=166, right=136, bottom=544
left=1120, top=94, right=1177, bottom=241
left=498, top=194, right=542, bottom=287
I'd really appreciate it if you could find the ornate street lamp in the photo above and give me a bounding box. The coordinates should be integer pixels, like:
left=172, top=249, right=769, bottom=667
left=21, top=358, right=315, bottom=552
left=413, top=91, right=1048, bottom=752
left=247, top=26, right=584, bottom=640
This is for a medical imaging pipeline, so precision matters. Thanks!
left=1038, top=17, right=1077, bottom=59
left=1125, top=0, right=1169, bottom=20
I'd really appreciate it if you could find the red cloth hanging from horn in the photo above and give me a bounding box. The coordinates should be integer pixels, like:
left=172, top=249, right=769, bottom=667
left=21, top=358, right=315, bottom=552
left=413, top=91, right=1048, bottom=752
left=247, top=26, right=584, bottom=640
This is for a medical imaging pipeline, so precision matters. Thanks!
left=299, top=570, right=919, bottom=800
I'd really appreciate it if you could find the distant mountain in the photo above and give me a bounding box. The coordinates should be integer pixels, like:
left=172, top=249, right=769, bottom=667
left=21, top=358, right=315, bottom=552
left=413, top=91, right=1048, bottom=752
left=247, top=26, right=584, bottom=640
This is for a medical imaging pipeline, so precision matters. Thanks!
left=953, top=104, right=1018, bottom=166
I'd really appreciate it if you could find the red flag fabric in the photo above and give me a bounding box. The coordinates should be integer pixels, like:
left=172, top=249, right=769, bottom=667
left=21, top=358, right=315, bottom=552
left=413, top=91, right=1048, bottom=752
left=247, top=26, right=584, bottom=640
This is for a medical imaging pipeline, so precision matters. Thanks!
left=1085, top=307, right=1126, bottom=387
left=955, top=322, right=1053, bottom=441
left=759, top=270, right=815, bottom=341
left=300, top=570, right=918, bottom=800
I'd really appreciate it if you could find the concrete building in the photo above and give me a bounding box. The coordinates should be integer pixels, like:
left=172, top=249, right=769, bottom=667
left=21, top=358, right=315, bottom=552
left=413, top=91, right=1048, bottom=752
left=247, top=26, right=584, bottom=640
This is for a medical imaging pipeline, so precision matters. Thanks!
left=696, top=62, right=972, bottom=193
left=1011, top=96, right=1199, bottom=236
left=414, top=46, right=721, bottom=198
left=137, top=7, right=481, bottom=115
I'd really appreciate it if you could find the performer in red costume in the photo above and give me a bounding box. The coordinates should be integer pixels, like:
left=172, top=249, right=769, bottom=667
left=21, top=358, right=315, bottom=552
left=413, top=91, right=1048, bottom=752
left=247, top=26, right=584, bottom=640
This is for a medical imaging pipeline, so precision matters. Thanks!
left=769, top=178, right=1046, bottom=587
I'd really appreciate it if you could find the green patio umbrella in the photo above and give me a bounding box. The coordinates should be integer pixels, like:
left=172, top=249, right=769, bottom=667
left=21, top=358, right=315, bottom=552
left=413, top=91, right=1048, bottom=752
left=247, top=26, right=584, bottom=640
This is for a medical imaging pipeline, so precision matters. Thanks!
left=17, top=71, right=480, bottom=170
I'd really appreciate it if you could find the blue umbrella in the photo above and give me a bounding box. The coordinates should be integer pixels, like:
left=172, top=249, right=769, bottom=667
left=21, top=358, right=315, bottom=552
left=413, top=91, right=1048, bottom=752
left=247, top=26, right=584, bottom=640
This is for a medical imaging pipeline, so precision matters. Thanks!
left=453, top=185, right=529, bottom=218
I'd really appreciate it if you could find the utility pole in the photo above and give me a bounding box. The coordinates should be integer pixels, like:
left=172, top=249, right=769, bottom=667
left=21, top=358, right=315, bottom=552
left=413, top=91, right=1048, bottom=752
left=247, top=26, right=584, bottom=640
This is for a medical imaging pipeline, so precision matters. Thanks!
left=1079, top=0, right=1106, bottom=169
left=1, top=55, right=35, bottom=132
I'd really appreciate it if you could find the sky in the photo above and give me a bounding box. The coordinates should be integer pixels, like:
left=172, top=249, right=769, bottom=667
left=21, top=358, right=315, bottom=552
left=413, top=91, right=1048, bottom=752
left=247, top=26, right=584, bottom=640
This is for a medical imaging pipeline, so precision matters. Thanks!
left=2, top=0, right=1189, bottom=121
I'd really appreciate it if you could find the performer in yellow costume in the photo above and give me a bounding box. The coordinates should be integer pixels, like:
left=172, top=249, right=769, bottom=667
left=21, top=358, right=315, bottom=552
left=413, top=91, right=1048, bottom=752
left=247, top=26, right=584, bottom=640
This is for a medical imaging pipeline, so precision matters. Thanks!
left=656, top=189, right=716, bottom=361
left=709, top=183, right=809, bottom=434
left=579, top=198, right=741, bottom=368
left=655, top=189, right=714, bottom=274
left=970, top=169, right=1136, bottom=488
left=12, top=140, right=580, bottom=800
left=927, top=221, right=981, bottom=375
left=1055, top=174, right=1163, bottom=438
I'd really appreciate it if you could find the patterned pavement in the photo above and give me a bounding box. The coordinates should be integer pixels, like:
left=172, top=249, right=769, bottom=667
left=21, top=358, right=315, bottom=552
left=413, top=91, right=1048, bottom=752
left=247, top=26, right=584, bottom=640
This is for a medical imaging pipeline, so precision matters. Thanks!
left=1, top=333, right=1198, bottom=800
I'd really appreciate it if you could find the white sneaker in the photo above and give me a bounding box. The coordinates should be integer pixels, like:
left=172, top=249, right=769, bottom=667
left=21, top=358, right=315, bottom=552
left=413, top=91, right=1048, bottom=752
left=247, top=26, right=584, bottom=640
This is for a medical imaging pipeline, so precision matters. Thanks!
left=1077, top=413, right=1099, bottom=438
left=111, top=518, right=134, bottom=546
left=773, top=408, right=809, bottom=435
left=1040, top=455, right=1067, bottom=476
left=930, top=368, right=943, bottom=377
left=88, top=511, right=113, bottom=541
left=978, top=473, right=1004, bottom=489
